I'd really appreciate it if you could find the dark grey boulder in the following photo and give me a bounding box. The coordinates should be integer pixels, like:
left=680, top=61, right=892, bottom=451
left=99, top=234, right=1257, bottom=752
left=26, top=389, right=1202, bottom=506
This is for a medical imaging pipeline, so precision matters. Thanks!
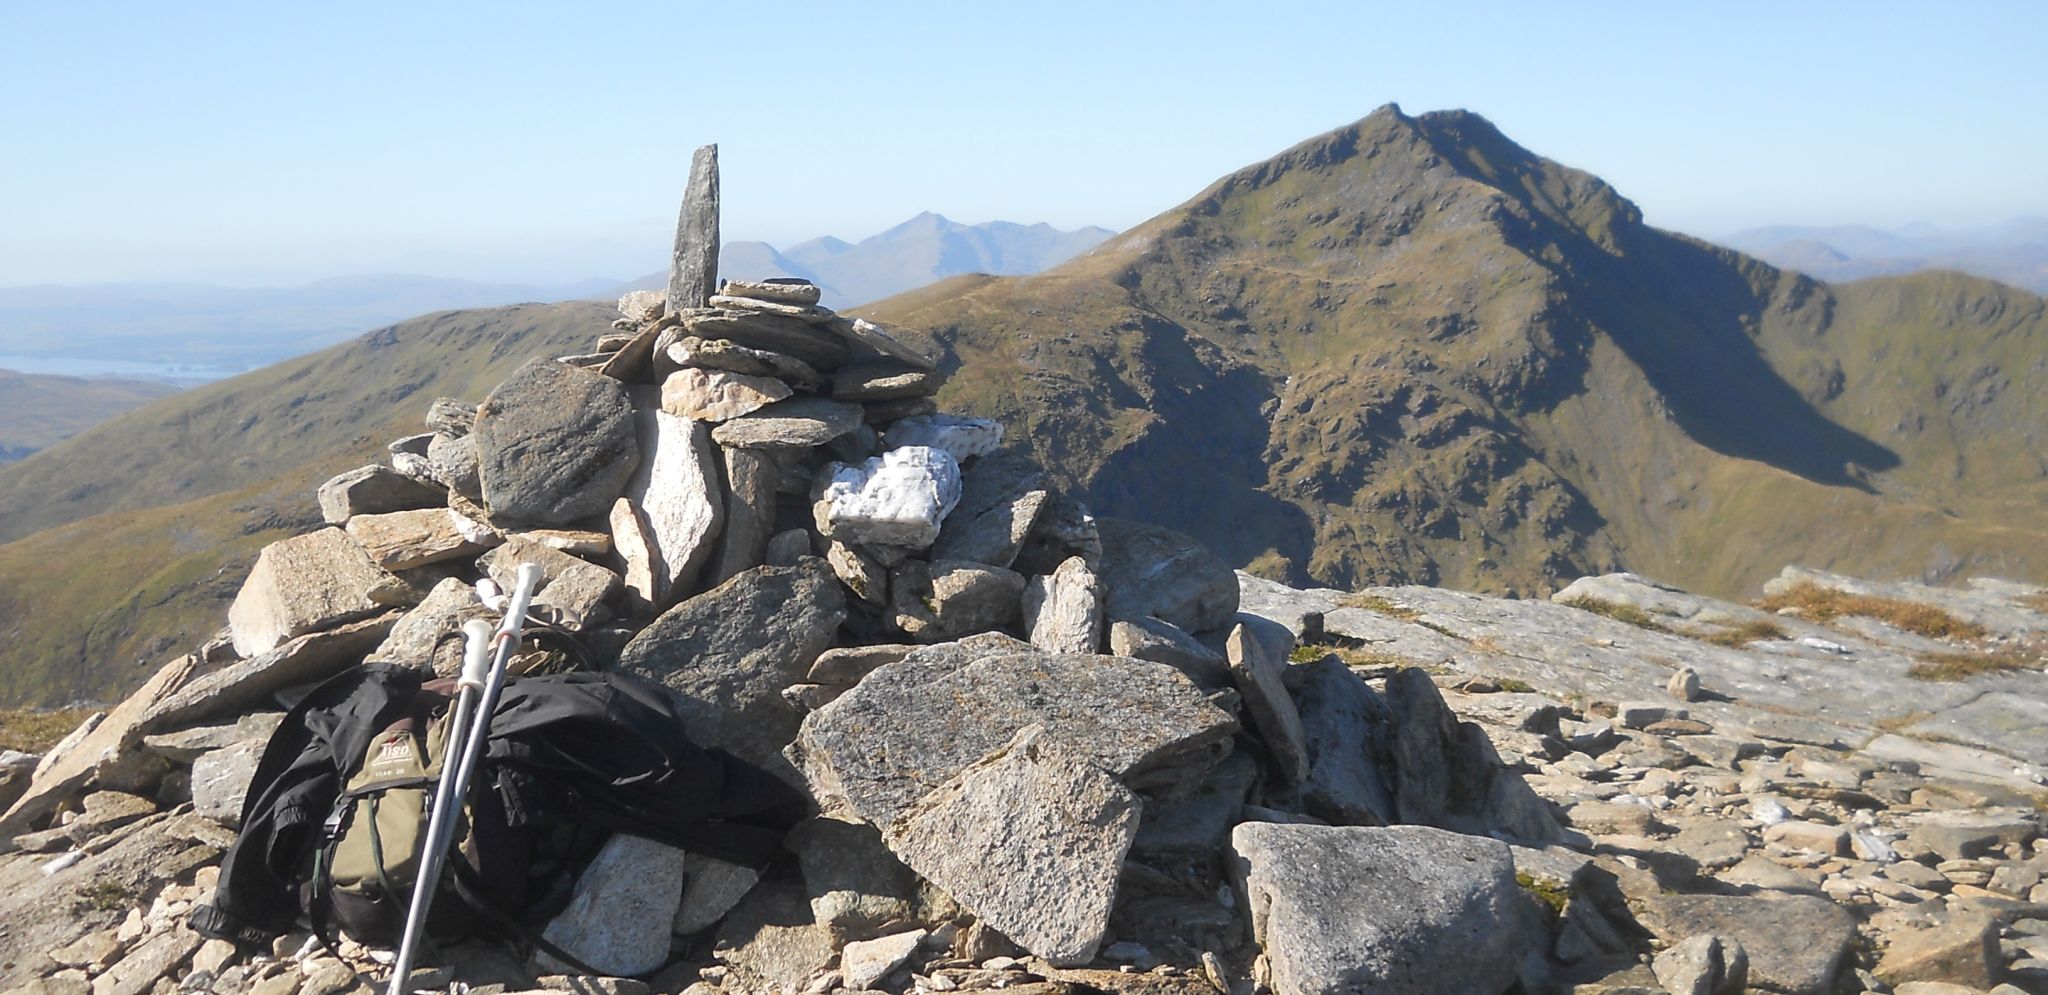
left=426, top=432, right=480, bottom=498
left=1097, top=518, right=1238, bottom=634
left=1287, top=657, right=1396, bottom=826
left=1385, top=668, right=1563, bottom=842
left=1635, top=895, right=1853, bottom=995
left=1230, top=823, right=1537, bottom=995
left=616, top=559, right=846, bottom=781
left=795, top=647, right=1236, bottom=830
left=473, top=358, right=641, bottom=525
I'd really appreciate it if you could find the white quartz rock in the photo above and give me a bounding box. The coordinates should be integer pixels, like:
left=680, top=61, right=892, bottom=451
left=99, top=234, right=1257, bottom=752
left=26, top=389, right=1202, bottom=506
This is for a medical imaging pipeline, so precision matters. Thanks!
left=818, top=446, right=962, bottom=548
left=884, top=414, right=1004, bottom=463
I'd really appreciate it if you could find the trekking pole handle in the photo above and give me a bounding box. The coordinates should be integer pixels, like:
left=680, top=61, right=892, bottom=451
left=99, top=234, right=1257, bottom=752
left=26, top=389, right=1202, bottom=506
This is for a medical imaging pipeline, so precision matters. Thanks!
left=457, top=620, right=494, bottom=692
left=497, top=564, right=544, bottom=643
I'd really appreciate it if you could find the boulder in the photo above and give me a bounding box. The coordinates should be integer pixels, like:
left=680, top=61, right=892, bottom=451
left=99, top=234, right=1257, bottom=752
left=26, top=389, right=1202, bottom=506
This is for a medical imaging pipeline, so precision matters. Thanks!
left=473, top=358, right=641, bottom=524
left=1634, top=894, right=1855, bottom=995
left=539, top=833, right=687, bottom=977
left=656, top=334, right=824, bottom=391
left=479, top=537, right=622, bottom=627
left=1097, top=518, right=1238, bottom=634
left=1230, top=823, right=1536, bottom=995
left=886, top=727, right=1139, bottom=966
left=1022, top=556, right=1103, bottom=654
left=815, top=446, right=962, bottom=548
left=1288, top=656, right=1396, bottom=826
left=1225, top=622, right=1309, bottom=783
left=423, top=396, right=477, bottom=437
left=932, top=450, right=1048, bottom=567
left=1013, top=492, right=1102, bottom=575
left=711, top=395, right=863, bottom=450
left=616, top=560, right=846, bottom=779
left=1384, top=668, right=1562, bottom=842
left=892, top=559, right=1024, bottom=643
left=226, top=527, right=409, bottom=657
left=425, top=432, right=481, bottom=497
left=141, top=614, right=396, bottom=732
left=615, top=406, right=724, bottom=608
left=660, top=367, right=791, bottom=422
left=795, top=648, right=1236, bottom=831
left=681, top=309, right=850, bottom=368
left=883, top=414, right=1003, bottom=463
left=344, top=508, right=491, bottom=571
left=316, top=464, right=444, bottom=524
left=1874, top=914, right=1999, bottom=989
left=1651, top=934, right=1748, bottom=995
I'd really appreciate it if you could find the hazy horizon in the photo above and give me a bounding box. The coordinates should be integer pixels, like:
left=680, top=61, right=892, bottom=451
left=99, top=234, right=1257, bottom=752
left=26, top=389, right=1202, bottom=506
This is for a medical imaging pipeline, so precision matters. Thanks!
left=4, top=2, right=2046, bottom=287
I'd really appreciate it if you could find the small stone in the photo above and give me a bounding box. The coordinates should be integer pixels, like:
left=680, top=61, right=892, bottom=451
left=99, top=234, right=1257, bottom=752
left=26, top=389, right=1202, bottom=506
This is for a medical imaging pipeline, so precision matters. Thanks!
left=1022, top=556, right=1103, bottom=654
left=1668, top=667, right=1702, bottom=702
left=712, top=396, right=864, bottom=450
left=764, top=529, right=813, bottom=566
left=1107, top=614, right=1230, bottom=687
left=1651, top=934, right=1747, bottom=995
left=316, top=465, right=444, bottom=524
left=672, top=852, right=761, bottom=936
left=1763, top=820, right=1850, bottom=856
left=831, top=361, right=939, bottom=401
left=806, top=645, right=914, bottom=686
left=840, top=929, right=928, bottom=991
left=344, top=508, right=491, bottom=571
left=1618, top=702, right=1685, bottom=729
left=892, top=559, right=1025, bottom=642
left=90, top=928, right=203, bottom=995
left=883, top=414, right=1003, bottom=463
left=720, top=278, right=822, bottom=308
left=816, top=447, right=963, bottom=548
left=617, top=290, right=666, bottom=324
left=826, top=542, right=888, bottom=605
left=821, top=316, right=936, bottom=370
left=661, top=367, right=792, bottom=422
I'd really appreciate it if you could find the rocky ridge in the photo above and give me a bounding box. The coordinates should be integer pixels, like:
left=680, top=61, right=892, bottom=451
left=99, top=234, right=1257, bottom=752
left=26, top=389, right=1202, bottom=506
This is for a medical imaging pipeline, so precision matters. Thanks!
left=1, top=152, right=2046, bottom=995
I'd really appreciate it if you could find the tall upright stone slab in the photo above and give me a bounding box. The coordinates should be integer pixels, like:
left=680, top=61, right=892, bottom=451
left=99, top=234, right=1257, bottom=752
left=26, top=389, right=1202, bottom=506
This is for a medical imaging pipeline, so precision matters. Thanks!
left=668, top=144, right=720, bottom=314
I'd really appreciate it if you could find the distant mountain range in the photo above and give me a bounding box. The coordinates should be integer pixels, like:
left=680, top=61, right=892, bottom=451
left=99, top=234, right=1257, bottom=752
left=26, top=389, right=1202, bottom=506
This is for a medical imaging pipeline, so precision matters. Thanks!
left=621, top=213, right=1116, bottom=309
left=1717, top=219, right=2048, bottom=293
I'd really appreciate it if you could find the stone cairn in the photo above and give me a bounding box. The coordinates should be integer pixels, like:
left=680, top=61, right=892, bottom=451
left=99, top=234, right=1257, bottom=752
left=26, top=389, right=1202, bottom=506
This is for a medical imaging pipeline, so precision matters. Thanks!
left=2, top=147, right=1745, bottom=995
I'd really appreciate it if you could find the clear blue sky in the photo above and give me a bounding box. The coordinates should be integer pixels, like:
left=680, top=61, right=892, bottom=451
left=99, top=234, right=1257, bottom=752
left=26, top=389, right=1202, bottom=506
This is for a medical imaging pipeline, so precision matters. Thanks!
left=3, top=1, right=2043, bottom=286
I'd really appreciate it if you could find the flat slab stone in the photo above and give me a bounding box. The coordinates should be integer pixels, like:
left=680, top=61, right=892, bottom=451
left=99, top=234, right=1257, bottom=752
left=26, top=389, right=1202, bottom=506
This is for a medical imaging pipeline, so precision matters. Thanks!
left=795, top=649, right=1237, bottom=830
left=1634, top=894, right=1855, bottom=995
left=1098, top=518, right=1239, bottom=635
left=344, top=508, right=491, bottom=571
left=711, top=396, right=863, bottom=450
left=883, top=414, right=1003, bottom=463
left=709, top=447, right=775, bottom=586
left=317, top=464, right=444, bottom=524
left=656, top=333, right=824, bottom=391
left=1230, top=823, right=1535, bottom=995
left=831, top=360, right=939, bottom=401
left=933, top=488, right=1048, bottom=569
left=682, top=310, right=850, bottom=369
left=473, top=358, right=641, bottom=525
left=480, top=537, right=621, bottom=627
left=141, top=614, right=397, bottom=733
left=1226, top=622, right=1309, bottom=783
left=706, top=294, right=831, bottom=323
left=661, top=367, right=791, bottom=422
left=617, top=406, right=724, bottom=608
left=888, top=728, right=1138, bottom=967
left=822, top=316, right=935, bottom=370
left=227, top=527, right=408, bottom=657
left=719, top=278, right=822, bottom=308
left=540, top=833, right=687, bottom=977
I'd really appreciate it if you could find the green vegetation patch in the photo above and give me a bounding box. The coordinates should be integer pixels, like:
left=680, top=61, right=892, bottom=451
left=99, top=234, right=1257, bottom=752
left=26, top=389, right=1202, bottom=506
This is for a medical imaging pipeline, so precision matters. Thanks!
left=1291, top=643, right=1421, bottom=671
left=0, top=706, right=94, bottom=753
left=1556, top=596, right=1670, bottom=633
left=1757, top=581, right=1985, bottom=640
left=1516, top=872, right=1569, bottom=916
left=74, top=880, right=137, bottom=914
left=1907, top=649, right=2035, bottom=682
left=1700, top=619, right=1789, bottom=647
left=1341, top=593, right=1423, bottom=620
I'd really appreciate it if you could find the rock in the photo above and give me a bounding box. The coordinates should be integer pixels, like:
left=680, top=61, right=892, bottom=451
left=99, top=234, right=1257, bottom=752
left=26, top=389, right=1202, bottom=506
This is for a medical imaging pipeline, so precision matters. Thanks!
left=89, top=927, right=203, bottom=995
left=140, top=712, right=282, bottom=763
left=1022, top=556, right=1103, bottom=654
left=660, top=367, right=792, bottom=422
left=786, top=814, right=919, bottom=937
left=886, top=727, right=1139, bottom=966
left=711, top=396, right=863, bottom=450
left=831, top=361, right=938, bottom=401
left=0, top=654, right=193, bottom=835
left=1651, top=934, right=1747, bottom=995
left=1618, top=702, right=1685, bottom=730
left=656, top=334, right=825, bottom=391
left=1230, top=823, right=1536, bottom=995
left=893, top=559, right=1024, bottom=643
left=712, top=878, right=838, bottom=994
left=1225, top=621, right=1310, bottom=783
left=366, top=576, right=485, bottom=671
left=721, top=278, right=822, bottom=308
left=1013, top=492, right=1102, bottom=576
left=806, top=644, right=913, bottom=686
left=883, top=414, right=1003, bottom=463
left=474, top=358, right=641, bottom=525
left=539, top=833, right=687, bottom=977
left=796, top=648, right=1236, bottom=831
left=479, top=537, right=621, bottom=627
left=1874, top=914, right=1999, bottom=989
left=821, top=316, right=935, bottom=370
left=343, top=508, right=490, bottom=571
left=1763, top=820, right=1849, bottom=856
left=190, top=740, right=264, bottom=827
left=673, top=852, right=760, bottom=936
left=426, top=432, right=481, bottom=497
left=138, top=615, right=393, bottom=732
left=1668, top=667, right=1702, bottom=702
left=933, top=485, right=1049, bottom=569
left=1097, top=518, right=1239, bottom=634
left=708, top=447, right=774, bottom=586
left=826, top=541, right=888, bottom=605
left=839, top=929, right=928, bottom=990
left=816, top=446, right=963, bottom=548
left=1132, top=751, right=1259, bottom=862
left=517, top=526, right=612, bottom=557
left=316, top=465, right=444, bottom=524
left=1107, top=615, right=1231, bottom=687
left=1384, top=668, right=1562, bottom=842
left=615, top=407, right=724, bottom=609
left=764, top=529, right=812, bottom=566
left=227, top=528, right=408, bottom=657
left=1635, top=894, right=1855, bottom=995
left=667, top=145, right=719, bottom=314
left=681, top=310, right=850, bottom=368
left=616, top=560, right=846, bottom=779
left=617, top=290, right=666, bottom=324
left=1288, top=657, right=1396, bottom=826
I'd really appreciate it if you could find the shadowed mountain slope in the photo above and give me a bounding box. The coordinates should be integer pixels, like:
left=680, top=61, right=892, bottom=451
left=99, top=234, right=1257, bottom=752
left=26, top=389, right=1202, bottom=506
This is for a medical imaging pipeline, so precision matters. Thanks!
left=864, top=105, right=2048, bottom=598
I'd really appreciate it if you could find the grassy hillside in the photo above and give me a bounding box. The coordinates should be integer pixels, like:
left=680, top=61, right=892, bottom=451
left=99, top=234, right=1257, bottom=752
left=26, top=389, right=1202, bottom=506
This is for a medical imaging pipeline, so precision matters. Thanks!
left=0, top=371, right=181, bottom=462
left=866, top=105, right=2048, bottom=599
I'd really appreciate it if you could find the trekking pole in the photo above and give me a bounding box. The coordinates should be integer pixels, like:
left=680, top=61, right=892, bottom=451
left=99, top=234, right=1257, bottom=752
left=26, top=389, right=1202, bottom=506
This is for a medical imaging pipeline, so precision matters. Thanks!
left=387, top=563, right=544, bottom=995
